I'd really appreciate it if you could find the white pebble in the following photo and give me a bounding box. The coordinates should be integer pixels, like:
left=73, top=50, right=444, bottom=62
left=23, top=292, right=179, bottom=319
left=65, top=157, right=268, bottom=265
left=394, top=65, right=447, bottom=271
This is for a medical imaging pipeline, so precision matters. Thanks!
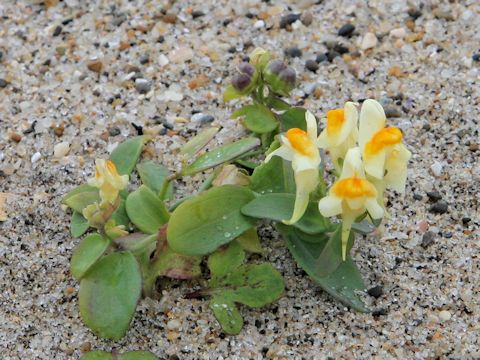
left=158, top=54, right=169, bottom=67
left=430, top=161, right=443, bottom=177
left=53, top=142, right=70, bottom=158
left=168, top=47, right=193, bottom=63
left=254, top=20, right=265, bottom=28
left=390, top=27, right=406, bottom=39
left=166, top=319, right=181, bottom=330
left=361, top=32, right=378, bottom=50
left=31, top=152, right=41, bottom=163
left=438, top=310, right=451, bottom=322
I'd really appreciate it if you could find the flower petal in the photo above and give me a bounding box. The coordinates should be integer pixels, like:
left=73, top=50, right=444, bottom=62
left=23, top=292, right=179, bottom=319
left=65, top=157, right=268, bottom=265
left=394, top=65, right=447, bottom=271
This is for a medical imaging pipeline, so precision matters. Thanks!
left=365, top=198, right=383, bottom=219
left=318, top=195, right=343, bottom=217
left=265, top=144, right=293, bottom=163
left=364, top=150, right=386, bottom=179
left=359, top=99, right=386, bottom=152
left=305, top=110, right=318, bottom=141
left=283, top=169, right=318, bottom=224
left=291, top=153, right=320, bottom=172
left=340, top=147, right=365, bottom=179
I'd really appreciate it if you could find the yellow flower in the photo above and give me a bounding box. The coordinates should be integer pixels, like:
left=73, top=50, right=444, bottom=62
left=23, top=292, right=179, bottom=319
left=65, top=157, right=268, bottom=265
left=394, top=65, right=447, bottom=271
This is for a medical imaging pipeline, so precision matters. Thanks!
left=318, top=147, right=383, bottom=260
left=358, top=99, right=411, bottom=192
left=105, top=219, right=128, bottom=239
left=265, top=111, right=321, bottom=224
left=87, top=159, right=129, bottom=204
left=317, top=102, right=358, bottom=172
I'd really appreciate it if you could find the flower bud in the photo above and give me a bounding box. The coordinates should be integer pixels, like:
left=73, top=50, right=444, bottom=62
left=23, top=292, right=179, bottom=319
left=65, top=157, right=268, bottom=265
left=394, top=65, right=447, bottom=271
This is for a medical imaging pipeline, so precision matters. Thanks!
left=279, top=67, right=296, bottom=90
left=238, top=62, right=255, bottom=77
left=267, top=59, right=287, bottom=75
left=231, top=73, right=253, bottom=92
left=263, top=60, right=297, bottom=96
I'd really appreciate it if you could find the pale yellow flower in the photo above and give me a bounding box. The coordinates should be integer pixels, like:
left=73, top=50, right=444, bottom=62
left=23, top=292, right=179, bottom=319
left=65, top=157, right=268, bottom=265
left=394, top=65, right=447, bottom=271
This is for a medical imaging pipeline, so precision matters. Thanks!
left=87, top=159, right=128, bottom=204
left=318, top=147, right=383, bottom=260
left=358, top=99, right=411, bottom=192
left=265, top=111, right=321, bottom=224
left=317, top=102, right=358, bottom=172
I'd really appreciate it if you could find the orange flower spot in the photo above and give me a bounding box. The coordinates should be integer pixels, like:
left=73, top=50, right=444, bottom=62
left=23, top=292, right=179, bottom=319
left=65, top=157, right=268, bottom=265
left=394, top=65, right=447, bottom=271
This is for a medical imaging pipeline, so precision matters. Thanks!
left=326, top=108, right=345, bottom=135
left=105, top=160, right=119, bottom=175
left=286, top=128, right=316, bottom=156
left=332, top=177, right=376, bottom=198
left=364, top=127, right=403, bottom=156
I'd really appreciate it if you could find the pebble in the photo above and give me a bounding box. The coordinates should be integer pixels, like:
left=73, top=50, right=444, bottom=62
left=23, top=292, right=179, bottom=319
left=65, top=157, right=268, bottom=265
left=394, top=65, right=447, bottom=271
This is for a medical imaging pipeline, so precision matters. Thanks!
left=472, top=53, right=480, bottom=62
left=254, top=20, right=265, bottom=29
left=408, top=8, right=422, bottom=20
left=301, top=12, right=313, bottom=26
left=87, top=59, right=103, bottom=73
left=418, top=220, right=429, bottom=233
left=338, top=23, right=355, bottom=37
left=109, top=127, right=121, bottom=136
left=168, top=47, right=193, bottom=63
left=166, top=319, right=181, bottom=330
left=430, top=161, right=443, bottom=177
left=326, top=51, right=340, bottom=62
left=426, top=191, right=442, bottom=202
left=284, top=46, right=302, bottom=58
left=384, top=106, right=402, bottom=118
left=161, top=86, right=184, bottom=102
left=305, top=59, right=319, bottom=72
left=9, top=132, right=21, bottom=142
left=315, top=53, right=328, bottom=63
left=191, top=10, right=205, bottom=19
left=162, top=13, right=177, bottom=24
left=53, top=142, right=70, bottom=158
left=429, top=201, right=448, bottom=214
left=135, top=78, right=152, bottom=94
left=361, top=32, right=378, bottom=50
left=367, top=285, right=384, bottom=298
left=139, top=54, right=149, bottom=64
left=191, top=113, right=214, bottom=124
left=31, top=152, right=41, bottom=163
left=0, top=79, right=8, bottom=88
left=279, top=14, right=301, bottom=29
left=438, top=310, right=452, bottom=322
left=421, top=231, right=435, bottom=248
left=158, top=54, right=169, bottom=67
left=390, top=27, right=406, bottom=39
left=52, top=25, right=62, bottom=37
left=413, top=193, right=423, bottom=201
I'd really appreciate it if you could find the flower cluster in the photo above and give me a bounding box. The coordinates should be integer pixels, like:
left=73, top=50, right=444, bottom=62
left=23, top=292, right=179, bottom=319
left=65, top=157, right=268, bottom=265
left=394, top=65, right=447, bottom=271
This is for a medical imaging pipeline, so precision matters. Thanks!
left=267, top=100, right=411, bottom=259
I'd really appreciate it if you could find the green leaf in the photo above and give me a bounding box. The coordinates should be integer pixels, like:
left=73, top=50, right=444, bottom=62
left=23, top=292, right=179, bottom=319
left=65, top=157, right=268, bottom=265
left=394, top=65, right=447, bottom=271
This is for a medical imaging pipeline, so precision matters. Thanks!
left=266, top=96, right=291, bottom=111
left=242, top=193, right=332, bottom=234
left=223, top=85, right=243, bottom=102
left=80, top=351, right=112, bottom=360
left=110, top=136, right=147, bottom=176
left=279, top=107, right=307, bottom=132
left=278, top=225, right=369, bottom=312
left=111, top=199, right=130, bottom=228
left=63, top=189, right=100, bottom=213
left=352, top=220, right=377, bottom=234
left=181, top=137, right=261, bottom=176
left=126, top=185, right=169, bottom=234
left=79, top=252, right=142, bottom=340
left=167, top=185, right=256, bottom=256
left=136, top=161, right=173, bottom=199
left=115, top=233, right=157, bottom=255
left=236, top=227, right=263, bottom=253
left=232, top=104, right=278, bottom=134
left=151, top=240, right=202, bottom=280
left=180, top=127, right=220, bottom=159
left=71, top=211, right=90, bottom=237
left=63, top=184, right=97, bottom=203
left=209, top=296, right=243, bottom=335
left=208, top=241, right=245, bottom=280
left=71, top=234, right=111, bottom=280
left=119, top=351, right=159, bottom=360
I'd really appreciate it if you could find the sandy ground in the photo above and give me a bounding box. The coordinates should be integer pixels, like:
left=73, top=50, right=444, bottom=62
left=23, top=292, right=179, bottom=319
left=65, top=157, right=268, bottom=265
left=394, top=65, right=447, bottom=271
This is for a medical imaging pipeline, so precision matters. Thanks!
left=0, top=0, right=479, bottom=359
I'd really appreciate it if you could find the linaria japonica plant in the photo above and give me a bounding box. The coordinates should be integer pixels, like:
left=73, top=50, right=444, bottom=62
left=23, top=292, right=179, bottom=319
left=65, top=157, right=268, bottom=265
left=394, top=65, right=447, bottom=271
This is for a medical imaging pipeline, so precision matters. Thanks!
left=63, top=47, right=411, bottom=343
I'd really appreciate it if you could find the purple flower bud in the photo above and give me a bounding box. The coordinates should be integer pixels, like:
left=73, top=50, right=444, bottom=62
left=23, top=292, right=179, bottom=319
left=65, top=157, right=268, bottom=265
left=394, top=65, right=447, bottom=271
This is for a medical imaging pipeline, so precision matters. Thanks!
left=267, top=59, right=287, bottom=75
left=231, top=73, right=252, bottom=92
left=279, top=67, right=296, bottom=88
left=238, top=62, right=255, bottom=77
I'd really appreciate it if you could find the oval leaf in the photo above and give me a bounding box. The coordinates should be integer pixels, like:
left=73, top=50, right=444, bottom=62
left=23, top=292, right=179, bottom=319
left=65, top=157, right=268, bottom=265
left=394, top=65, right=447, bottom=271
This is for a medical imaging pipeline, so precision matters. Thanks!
left=208, top=241, right=245, bottom=279
left=181, top=138, right=260, bottom=176
left=79, top=251, right=142, bottom=340
left=126, top=185, right=170, bottom=234
left=71, top=234, right=110, bottom=280
left=180, top=127, right=220, bottom=159
left=236, top=227, right=263, bottom=254
left=136, top=161, right=173, bottom=200
left=71, top=211, right=90, bottom=238
left=210, top=296, right=243, bottom=335
left=223, top=85, right=243, bottom=102
left=119, top=351, right=159, bottom=360
left=279, top=107, right=307, bottom=132
left=110, top=136, right=147, bottom=176
left=80, top=351, right=112, bottom=360
left=232, top=104, right=278, bottom=134
left=63, top=190, right=100, bottom=213
left=63, top=184, right=97, bottom=204
left=167, top=185, right=256, bottom=256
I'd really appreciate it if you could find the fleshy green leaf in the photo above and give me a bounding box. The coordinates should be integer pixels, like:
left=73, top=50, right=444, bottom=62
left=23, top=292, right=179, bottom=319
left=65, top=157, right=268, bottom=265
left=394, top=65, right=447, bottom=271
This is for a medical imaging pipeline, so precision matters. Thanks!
left=278, top=225, right=369, bottom=312
left=180, top=127, right=220, bottom=160
left=242, top=193, right=332, bottom=234
left=71, top=211, right=90, bottom=237
left=279, top=107, right=307, bottom=132
left=80, top=351, right=112, bottom=360
left=231, top=104, right=278, bottom=134
left=236, top=227, right=263, bottom=253
left=208, top=241, right=245, bottom=280
left=209, top=296, right=243, bottom=335
left=167, top=185, right=256, bottom=256
left=110, top=136, right=147, bottom=176
left=63, top=189, right=100, bottom=213
left=266, top=96, right=291, bottom=111
left=223, top=85, right=243, bottom=102
left=63, top=184, right=97, bottom=203
left=136, top=161, right=173, bottom=199
left=126, top=185, right=169, bottom=234
left=111, top=199, right=130, bottom=228
left=181, top=138, right=261, bottom=176
left=119, top=351, right=159, bottom=360
left=352, top=220, right=377, bottom=234
left=79, top=252, right=142, bottom=340
left=71, top=234, right=111, bottom=280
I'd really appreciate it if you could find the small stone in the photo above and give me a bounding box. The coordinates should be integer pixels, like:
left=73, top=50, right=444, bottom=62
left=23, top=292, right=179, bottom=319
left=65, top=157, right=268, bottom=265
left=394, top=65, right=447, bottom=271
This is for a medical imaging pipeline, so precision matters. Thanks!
left=53, top=25, right=62, bottom=37
left=334, top=43, right=349, bottom=54
left=326, top=51, right=340, bottom=62
left=429, top=201, right=448, bottom=214
left=305, top=59, right=319, bottom=72
left=54, top=123, right=64, bottom=137
left=418, top=220, right=429, bottom=233
left=135, top=78, right=152, bottom=94
left=79, top=342, right=91, bottom=353
left=426, top=191, right=442, bottom=202
left=421, top=231, right=435, bottom=248
left=31, top=152, right=41, bottom=163
left=254, top=20, right=265, bottom=28
left=388, top=65, right=404, bottom=78
left=53, top=142, right=70, bottom=158
left=168, top=47, right=193, bottom=63
left=300, top=12, right=313, bottom=26
left=191, top=10, right=205, bottom=19
left=87, top=59, right=103, bottom=73
left=162, top=87, right=184, bottom=102
left=338, top=23, right=355, bottom=37
left=162, top=13, right=177, bottom=24
left=390, top=27, right=406, bottom=39
left=472, top=53, right=480, bottom=62
left=462, top=217, right=471, bottom=225
left=361, top=32, right=378, bottom=50
left=279, top=14, right=301, bottom=29
left=315, top=53, right=328, bottom=63
left=109, top=127, right=121, bottom=136
left=284, top=46, right=302, bottom=58
left=158, top=54, right=169, bottom=67
left=408, top=8, right=422, bottom=20
left=433, top=9, right=455, bottom=21
left=413, top=193, right=423, bottom=201
left=166, top=331, right=180, bottom=341
left=384, top=106, right=402, bottom=118
left=167, top=319, right=181, bottom=330
left=139, top=54, right=150, bottom=64
left=191, top=113, right=214, bottom=124
left=438, top=310, right=451, bottom=322
left=430, top=161, right=443, bottom=177
left=10, top=133, right=22, bottom=142
left=367, top=285, right=384, bottom=298
left=0, top=79, right=8, bottom=88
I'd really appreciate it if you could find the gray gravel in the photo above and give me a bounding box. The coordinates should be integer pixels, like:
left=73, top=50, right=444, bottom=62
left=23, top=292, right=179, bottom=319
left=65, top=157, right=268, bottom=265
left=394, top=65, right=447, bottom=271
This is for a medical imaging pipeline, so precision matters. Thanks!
left=0, top=0, right=479, bottom=359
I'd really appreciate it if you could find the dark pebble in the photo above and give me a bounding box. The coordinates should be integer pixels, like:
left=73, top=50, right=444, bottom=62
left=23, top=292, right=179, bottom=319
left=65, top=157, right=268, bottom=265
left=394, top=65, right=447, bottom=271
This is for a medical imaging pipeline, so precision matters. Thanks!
left=443, top=232, right=453, bottom=239
left=159, top=127, right=167, bottom=135
left=421, top=231, right=435, bottom=248
left=279, top=13, right=301, bottom=29
left=168, top=355, right=180, bottom=360
left=305, top=59, right=319, bottom=72
left=0, top=79, right=8, bottom=88
left=131, top=122, right=143, bottom=135
left=384, top=106, right=402, bottom=118
left=472, top=53, right=480, bottom=62
left=422, top=123, right=431, bottom=131
left=462, top=217, right=471, bottom=225
left=284, top=46, right=302, bottom=58
left=315, top=53, right=328, bottom=63
left=191, top=10, right=205, bottom=19
left=367, top=285, right=384, bottom=298
left=426, top=191, right=442, bottom=202
left=108, top=127, right=121, bottom=136
left=157, top=35, right=165, bottom=43
left=334, top=43, right=349, bottom=54
left=408, top=8, right=422, bottom=20
left=326, top=51, right=340, bottom=62
left=413, top=193, right=423, bottom=201
left=429, top=201, right=448, bottom=214
left=0, top=50, right=3, bottom=61
left=372, top=308, right=388, bottom=316
left=227, top=46, right=236, bottom=53
left=338, top=23, right=355, bottom=37
left=198, top=114, right=215, bottom=124
left=62, top=18, right=74, bottom=26
left=53, top=25, right=62, bottom=37
left=139, top=54, right=149, bottom=64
